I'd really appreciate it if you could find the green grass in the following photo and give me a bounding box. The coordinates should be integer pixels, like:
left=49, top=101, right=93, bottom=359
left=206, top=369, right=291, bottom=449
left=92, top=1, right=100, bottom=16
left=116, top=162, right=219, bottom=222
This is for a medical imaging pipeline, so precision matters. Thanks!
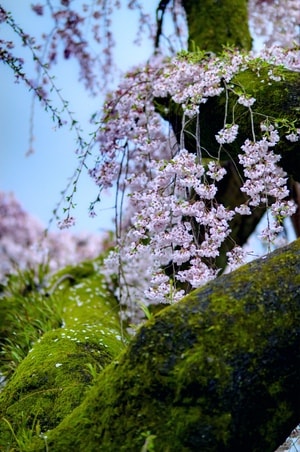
left=0, top=265, right=64, bottom=381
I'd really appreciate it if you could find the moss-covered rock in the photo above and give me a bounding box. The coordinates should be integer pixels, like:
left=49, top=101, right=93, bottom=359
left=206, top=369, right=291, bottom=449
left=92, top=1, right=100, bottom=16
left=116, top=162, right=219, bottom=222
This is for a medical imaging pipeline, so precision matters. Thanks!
left=48, top=260, right=123, bottom=333
left=27, top=239, right=300, bottom=452
left=0, top=259, right=126, bottom=449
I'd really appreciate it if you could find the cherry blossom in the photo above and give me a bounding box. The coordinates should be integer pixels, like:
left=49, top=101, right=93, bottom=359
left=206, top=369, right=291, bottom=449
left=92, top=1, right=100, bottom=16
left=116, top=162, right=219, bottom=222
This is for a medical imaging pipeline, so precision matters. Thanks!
left=226, top=246, right=247, bottom=271
left=286, top=129, right=300, bottom=142
left=215, top=124, right=239, bottom=145
left=237, top=95, right=256, bottom=108
left=94, top=47, right=299, bottom=310
left=1, top=2, right=299, bottom=318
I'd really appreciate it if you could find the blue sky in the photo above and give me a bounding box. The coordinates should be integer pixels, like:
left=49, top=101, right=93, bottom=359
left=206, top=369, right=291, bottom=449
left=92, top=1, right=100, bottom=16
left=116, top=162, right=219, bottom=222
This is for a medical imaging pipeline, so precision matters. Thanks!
left=0, top=1, right=158, bottom=233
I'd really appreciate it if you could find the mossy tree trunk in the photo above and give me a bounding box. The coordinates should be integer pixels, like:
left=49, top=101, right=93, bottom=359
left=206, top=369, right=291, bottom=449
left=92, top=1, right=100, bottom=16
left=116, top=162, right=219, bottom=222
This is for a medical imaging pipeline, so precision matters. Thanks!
left=181, top=0, right=252, bottom=52
left=8, top=239, right=299, bottom=451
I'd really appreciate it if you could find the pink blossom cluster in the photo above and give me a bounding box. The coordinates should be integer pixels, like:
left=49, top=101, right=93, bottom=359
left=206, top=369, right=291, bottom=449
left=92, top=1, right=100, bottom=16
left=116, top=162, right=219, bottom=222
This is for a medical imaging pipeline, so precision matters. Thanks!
left=238, top=123, right=296, bottom=241
left=226, top=246, right=248, bottom=271
left=127, top=150, right=234, bottom=293
left=259, top=47, right=300, bottom=73
left=215, top=124, right=239, bottom=144
left=239, top=126, right=283, bottom=205
left=93, top=48, right=299, bottom=310
left=90, top=46, right=298, bottom=310
left=0, top=192, right=105, bottom=281
left=286, top=129, right=300, bottom=142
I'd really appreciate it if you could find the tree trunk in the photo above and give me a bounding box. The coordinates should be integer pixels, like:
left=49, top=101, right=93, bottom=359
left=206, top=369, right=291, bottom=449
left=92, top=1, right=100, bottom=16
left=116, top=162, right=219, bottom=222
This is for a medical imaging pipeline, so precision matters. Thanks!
left=4, top=239, right=299, bottom=451
left=182, top=0, right=252, bottom=53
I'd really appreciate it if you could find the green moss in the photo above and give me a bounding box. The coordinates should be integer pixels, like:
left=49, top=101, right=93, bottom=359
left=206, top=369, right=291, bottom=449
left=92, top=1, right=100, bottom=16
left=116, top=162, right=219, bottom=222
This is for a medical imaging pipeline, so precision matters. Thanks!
left=0, top=258, right=127, bottom=450
left=0, top=259, right=125, bottom=378
left=28, top=239, right=300, bottom=451
left=50, top=261, right=122, bottom=332
left=182, top=0, right=252, bottom=53
left=0, top=325, right=124, bottom=448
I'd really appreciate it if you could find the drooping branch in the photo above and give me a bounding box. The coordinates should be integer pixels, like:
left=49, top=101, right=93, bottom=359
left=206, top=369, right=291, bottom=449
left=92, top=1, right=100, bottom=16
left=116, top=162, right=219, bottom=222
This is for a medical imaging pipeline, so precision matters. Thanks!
left=159, top=67, right=300, bottom=177
left=152, top=0, right=299, bottom=259
left=155, top=63, right=300, bottom=263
